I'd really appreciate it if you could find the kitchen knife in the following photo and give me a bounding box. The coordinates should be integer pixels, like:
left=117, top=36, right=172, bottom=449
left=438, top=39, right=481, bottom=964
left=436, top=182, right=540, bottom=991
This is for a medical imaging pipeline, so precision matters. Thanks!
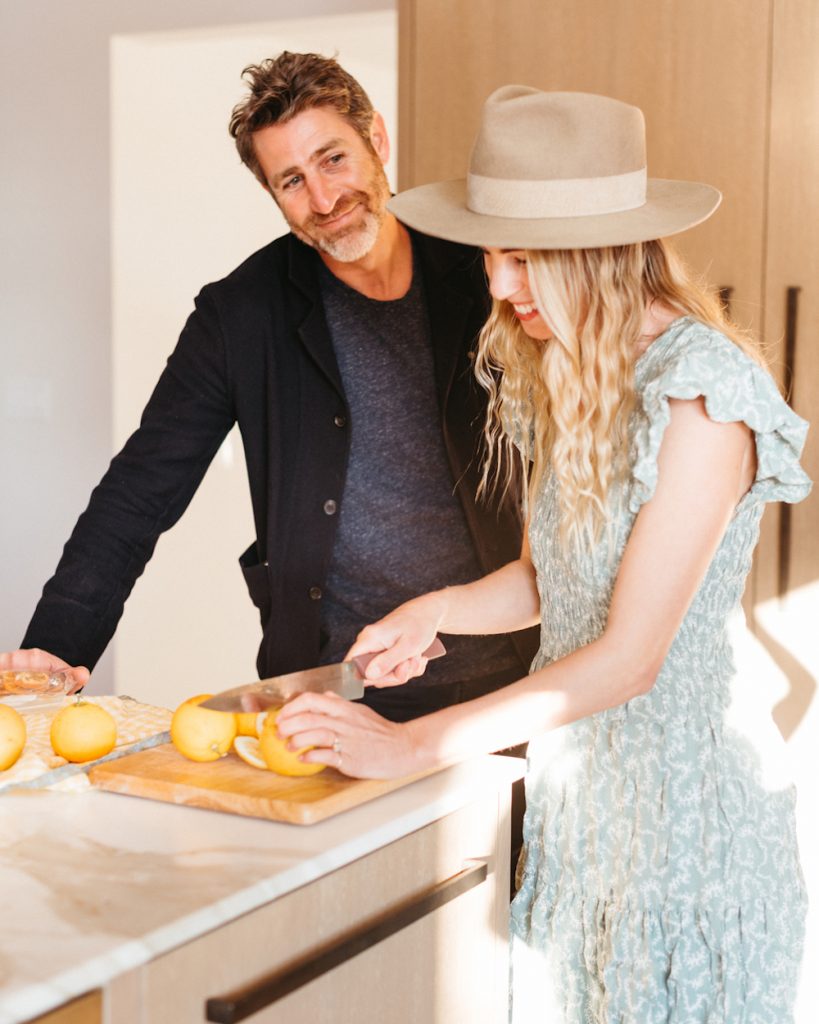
left=199, top=637, right=446, bottom=713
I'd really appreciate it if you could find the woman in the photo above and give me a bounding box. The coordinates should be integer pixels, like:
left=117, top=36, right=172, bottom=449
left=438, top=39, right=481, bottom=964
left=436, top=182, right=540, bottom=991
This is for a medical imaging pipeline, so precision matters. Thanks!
left=277, top=87, right=810, bottom=1022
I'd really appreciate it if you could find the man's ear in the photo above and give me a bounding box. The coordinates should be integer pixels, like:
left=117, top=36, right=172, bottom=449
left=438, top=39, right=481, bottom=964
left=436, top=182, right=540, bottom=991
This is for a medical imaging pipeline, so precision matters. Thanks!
left=369, top=111, right=390, bottom=165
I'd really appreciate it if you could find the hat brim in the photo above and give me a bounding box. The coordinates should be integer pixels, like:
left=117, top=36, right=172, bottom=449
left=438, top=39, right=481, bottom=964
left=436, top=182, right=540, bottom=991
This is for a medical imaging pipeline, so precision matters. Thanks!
left=388, top=178, right=721, bottom=250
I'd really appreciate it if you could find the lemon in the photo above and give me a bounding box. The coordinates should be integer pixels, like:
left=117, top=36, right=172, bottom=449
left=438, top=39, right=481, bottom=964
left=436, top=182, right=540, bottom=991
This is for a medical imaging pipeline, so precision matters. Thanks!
left=254, top=709, right=279, bottom=736
left=235, top=711, right=260, bottom=737
left=0, top=705, right=26, bottom=771
left=233, top=735, right=268, bottom=769
left=50, top=699, right=117, bottom=763
left=259, top=709, right=325, bottom=777
left=171, top=694, right=237, bottom=762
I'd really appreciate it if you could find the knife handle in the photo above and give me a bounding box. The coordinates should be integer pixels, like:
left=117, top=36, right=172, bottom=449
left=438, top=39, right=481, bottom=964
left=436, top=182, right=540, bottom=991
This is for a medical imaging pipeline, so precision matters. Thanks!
left=352, top=636, right=446, bottom=675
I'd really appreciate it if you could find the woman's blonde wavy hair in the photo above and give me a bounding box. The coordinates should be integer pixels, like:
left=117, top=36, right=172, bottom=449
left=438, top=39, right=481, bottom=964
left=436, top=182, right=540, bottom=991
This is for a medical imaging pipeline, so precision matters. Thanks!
left=474, top=239, right=763, bottom=554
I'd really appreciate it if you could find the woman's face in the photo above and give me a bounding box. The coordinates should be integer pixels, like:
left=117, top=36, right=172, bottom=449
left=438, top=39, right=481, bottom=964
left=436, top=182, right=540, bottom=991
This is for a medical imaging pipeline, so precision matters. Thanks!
left=482, top=248, right=554, bottom=340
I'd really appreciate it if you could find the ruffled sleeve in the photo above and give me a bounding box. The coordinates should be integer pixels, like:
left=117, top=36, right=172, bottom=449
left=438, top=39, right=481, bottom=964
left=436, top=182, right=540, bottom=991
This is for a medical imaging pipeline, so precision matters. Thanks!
left=629, top=320, right=812, bottom=514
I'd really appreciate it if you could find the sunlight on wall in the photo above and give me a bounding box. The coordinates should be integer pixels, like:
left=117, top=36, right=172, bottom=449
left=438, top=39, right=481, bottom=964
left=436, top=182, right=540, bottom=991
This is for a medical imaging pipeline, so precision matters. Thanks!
left=738, top=586, right=818, bottom=1022
left=110, top=12, right=396, bottom=707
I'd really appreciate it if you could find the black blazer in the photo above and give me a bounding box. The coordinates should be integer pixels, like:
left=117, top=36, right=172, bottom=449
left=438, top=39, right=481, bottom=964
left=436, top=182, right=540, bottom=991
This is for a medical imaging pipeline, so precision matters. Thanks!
left=23, top=230, right=538, bottom=679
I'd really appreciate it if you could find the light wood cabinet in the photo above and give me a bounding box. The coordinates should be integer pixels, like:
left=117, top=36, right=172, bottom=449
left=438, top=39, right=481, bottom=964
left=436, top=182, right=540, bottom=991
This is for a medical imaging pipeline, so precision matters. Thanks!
left=105, top=789, right=511, bottom=1023
left=766, top=0, right=819, bottom=596
left=398, top=0, right=818, bottom=610
left=25, top=992, right=101, bottom=1024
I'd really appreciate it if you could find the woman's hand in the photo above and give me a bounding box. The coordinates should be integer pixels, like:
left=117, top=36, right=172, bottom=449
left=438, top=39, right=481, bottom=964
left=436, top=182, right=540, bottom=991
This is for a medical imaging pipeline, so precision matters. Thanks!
left=346, top=592, right=448, bottom=687
left=274, top=692, right=428, bottom=779
left=0, top=649, right=89, bottom=694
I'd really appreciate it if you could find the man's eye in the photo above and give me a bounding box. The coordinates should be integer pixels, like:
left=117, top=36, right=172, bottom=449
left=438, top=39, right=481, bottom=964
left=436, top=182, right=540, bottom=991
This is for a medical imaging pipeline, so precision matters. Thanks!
left=326, top=153, right=345, bottom=167
left=282, top=175, right=302, bottom=191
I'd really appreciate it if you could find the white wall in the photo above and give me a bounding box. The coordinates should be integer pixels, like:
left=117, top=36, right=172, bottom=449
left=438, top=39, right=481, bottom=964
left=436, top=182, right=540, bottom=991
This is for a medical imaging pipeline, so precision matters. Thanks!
left=111, top=13, right=397, bottom=706
left=0, top=0, right=394, bottom=698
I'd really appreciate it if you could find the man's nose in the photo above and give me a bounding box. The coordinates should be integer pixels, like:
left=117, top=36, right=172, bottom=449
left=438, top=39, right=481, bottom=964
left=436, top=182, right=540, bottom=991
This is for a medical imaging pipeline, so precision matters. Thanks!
left=306, top=176, right=338, bottom=215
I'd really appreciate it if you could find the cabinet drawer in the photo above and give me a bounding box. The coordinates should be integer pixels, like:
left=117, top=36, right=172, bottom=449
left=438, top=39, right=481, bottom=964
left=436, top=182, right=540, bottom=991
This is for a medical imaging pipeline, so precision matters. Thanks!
left=207, top=862, right=495, bottom=1023
left=109, top=790, right=510, bottom=1023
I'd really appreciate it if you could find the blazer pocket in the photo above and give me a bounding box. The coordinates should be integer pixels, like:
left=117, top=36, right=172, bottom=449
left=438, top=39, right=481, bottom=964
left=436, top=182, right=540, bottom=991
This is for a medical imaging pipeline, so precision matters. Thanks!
left=239, top=542, right=271, bottom=627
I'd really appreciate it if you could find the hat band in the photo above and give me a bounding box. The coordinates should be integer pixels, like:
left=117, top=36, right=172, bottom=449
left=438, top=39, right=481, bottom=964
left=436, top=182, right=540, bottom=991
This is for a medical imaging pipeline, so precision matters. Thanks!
left=466, top=167, right=647, bottom=219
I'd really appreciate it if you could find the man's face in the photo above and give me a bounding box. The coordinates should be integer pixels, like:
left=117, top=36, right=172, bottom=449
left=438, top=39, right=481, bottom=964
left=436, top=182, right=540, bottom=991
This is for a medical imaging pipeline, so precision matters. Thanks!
left=253, top=106, right=391, bottom=263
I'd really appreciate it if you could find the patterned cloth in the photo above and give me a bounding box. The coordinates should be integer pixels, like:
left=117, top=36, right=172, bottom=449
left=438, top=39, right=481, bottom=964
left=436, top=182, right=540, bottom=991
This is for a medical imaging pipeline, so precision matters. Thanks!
left=0, top=695, right=171, bottom=792
left=510, top=318, right=811, bottom=1023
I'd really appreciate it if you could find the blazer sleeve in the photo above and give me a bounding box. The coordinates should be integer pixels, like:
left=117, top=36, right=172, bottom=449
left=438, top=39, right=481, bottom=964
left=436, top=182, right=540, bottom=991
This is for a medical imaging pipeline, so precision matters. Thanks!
left=22, top=285, right=236, bottom=670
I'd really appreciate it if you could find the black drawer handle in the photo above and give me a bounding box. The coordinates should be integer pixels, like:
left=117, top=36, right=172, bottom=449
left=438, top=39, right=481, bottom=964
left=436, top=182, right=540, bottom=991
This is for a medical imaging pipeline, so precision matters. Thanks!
left=205, top=859, right=489, bottom=1023
left=778, top=286, right=801, bottom=597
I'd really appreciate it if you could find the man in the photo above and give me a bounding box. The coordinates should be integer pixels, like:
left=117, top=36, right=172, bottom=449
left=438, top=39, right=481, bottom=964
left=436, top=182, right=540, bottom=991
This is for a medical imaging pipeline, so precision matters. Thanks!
left=2, top=52, right=536, bottom=725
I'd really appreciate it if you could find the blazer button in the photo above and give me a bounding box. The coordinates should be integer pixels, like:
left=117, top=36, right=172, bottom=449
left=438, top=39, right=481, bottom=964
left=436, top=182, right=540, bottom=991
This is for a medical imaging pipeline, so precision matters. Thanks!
left=323, top=499, right=337, bottom=516
left=309, top=586, right=322, bottom=600
left=334, top=414, right=347, bottom=428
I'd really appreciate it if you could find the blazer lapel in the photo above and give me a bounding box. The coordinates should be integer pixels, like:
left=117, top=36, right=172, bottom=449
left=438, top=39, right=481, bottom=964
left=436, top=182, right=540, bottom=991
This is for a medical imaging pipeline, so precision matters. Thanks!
left=286, top=229, right=484, bottom=407
left=287, top=235, right=345, bottom=397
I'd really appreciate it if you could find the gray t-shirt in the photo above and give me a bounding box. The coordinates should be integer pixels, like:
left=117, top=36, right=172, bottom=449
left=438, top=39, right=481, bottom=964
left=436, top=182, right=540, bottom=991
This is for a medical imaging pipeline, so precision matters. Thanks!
left=317, top=252, right=519, bottom=687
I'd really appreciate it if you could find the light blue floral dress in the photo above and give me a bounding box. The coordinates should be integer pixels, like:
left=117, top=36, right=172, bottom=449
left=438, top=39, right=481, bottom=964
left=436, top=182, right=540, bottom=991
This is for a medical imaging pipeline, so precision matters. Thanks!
left=510, top=318, right=811, bottom=1024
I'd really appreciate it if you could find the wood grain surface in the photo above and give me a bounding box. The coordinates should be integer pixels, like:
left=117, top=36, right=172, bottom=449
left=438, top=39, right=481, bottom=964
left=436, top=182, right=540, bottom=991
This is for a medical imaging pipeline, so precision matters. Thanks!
left=88, top=744, right=435, bottom=824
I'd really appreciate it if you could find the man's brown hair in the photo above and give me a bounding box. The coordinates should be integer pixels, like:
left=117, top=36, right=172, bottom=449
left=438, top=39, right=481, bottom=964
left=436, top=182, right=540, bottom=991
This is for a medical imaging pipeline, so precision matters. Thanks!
left=228, top=52, right=376, bottom=188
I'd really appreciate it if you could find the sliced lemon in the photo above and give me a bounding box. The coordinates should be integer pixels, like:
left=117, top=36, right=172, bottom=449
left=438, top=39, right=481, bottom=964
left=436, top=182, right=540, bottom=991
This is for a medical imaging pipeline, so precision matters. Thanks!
left=233, top=735, right=268, bottom=770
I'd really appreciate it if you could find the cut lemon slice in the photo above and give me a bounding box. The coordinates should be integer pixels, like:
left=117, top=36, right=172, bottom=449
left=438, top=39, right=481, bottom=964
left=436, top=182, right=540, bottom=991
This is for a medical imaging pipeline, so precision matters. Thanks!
left=233, top=735, right=268, bottom=770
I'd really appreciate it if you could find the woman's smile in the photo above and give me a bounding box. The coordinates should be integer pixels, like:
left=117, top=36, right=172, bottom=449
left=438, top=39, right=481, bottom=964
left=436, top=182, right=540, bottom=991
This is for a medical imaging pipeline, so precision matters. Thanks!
left=512, top=301, right=540, bottom=322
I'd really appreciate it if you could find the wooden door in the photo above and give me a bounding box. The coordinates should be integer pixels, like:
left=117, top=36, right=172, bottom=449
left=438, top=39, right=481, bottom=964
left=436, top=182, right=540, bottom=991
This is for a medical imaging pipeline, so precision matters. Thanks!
left=399, top=0, right=770, bottom=319
left=765, top=0, right=819, bottom=600
left=398, top=0, right=774, bottom=605
left=763, top=13, right=819, bottom=1013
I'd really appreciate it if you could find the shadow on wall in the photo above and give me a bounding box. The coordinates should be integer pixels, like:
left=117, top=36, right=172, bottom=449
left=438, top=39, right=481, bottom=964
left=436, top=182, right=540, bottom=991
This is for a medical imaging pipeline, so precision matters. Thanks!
left=750, top=583, right=819, bottom=743
left=755, top=620, right=817, bottom=741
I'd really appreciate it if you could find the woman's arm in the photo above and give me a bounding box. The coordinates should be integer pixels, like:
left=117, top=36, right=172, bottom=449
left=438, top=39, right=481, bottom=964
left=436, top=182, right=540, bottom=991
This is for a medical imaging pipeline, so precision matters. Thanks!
left=346, top=552, right=540, bottom=685
left=276, top=398, right=756, bottom=778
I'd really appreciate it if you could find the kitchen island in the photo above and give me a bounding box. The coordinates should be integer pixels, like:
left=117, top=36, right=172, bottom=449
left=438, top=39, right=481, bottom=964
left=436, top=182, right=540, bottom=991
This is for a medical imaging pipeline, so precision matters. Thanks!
left=1, top=755, right=523, bottom=1024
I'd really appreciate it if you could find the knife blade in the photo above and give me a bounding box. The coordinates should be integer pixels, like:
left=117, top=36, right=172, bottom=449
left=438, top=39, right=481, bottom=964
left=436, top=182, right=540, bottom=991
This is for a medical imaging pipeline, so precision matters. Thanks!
left=199, top=637, right=446, bottom=713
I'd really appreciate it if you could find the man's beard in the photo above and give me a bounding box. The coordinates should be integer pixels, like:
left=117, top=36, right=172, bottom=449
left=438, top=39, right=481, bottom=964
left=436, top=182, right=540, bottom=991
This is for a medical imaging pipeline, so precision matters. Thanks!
left=290, top=161, right=390, bottom=263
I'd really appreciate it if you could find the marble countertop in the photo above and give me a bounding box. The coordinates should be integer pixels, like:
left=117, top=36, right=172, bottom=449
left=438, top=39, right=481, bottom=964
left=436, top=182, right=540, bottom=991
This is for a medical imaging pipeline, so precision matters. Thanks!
left=0, top=754, right=523, bottom=1024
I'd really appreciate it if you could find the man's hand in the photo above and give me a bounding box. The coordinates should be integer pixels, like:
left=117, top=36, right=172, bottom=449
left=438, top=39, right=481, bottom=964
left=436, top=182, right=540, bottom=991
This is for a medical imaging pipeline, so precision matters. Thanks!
left=0, top=649, right=90, bottom=694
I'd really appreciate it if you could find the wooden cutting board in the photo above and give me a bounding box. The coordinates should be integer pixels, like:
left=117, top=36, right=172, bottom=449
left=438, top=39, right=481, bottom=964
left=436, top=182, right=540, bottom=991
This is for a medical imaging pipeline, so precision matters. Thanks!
left=88, top=743, right=434, bottom=825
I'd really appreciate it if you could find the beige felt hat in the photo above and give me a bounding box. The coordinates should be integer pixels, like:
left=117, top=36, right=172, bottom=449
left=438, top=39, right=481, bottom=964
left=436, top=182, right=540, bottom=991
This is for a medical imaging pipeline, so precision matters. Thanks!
left=389, top=86, right=721, bottom=249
